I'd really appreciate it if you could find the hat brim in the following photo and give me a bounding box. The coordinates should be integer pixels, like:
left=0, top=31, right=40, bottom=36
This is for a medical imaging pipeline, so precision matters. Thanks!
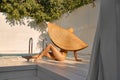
left=48, top=23, right=88, bottom=51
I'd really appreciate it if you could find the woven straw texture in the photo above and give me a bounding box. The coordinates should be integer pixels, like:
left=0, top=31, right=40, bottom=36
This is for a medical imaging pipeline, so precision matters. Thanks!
left=48, top=23, right=88, bottom=51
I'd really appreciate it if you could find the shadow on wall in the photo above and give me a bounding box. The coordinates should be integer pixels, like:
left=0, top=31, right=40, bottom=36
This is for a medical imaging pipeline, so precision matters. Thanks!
left=0, top=2, right=99, bottom=54
left=28, top=3, right=99, bottom=55
left=54, top=3, right=99, bottom=54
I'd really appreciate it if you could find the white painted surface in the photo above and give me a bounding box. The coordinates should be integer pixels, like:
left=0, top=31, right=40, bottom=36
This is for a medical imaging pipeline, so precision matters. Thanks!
left=0, top=3, right=99, bottom=54
left=0, top=13, right=41, bottom=53
left=55, top=3, right=99, bottom=54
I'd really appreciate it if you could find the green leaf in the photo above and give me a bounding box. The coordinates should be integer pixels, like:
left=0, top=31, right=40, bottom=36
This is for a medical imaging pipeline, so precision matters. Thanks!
left=0, top=0, right=94, bottom=27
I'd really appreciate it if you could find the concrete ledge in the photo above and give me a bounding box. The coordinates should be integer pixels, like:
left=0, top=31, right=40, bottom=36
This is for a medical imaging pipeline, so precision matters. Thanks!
left=0, top=64, right=69, bottom=80
left=0, top=65, right=36, bottom=72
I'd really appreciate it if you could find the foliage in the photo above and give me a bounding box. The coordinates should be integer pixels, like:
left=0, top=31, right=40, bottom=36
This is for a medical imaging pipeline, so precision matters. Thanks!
left=0, top=0, right=94, bottom=25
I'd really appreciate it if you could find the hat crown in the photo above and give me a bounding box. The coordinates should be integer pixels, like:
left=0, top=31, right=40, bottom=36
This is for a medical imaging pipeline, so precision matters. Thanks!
left=67, top=28, right=74, bottom=33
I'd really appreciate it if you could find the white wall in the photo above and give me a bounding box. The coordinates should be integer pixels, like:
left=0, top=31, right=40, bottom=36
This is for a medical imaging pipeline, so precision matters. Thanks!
left=55, top=3, right=99, bottom=54
left=0, top=14, right=41, bottom=53
left=0, top=3, right=99, bottom=54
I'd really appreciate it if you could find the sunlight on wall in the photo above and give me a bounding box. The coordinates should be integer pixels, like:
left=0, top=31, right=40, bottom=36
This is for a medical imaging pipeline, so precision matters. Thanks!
left=0, top=13, right=41, bottom=53
left=0, top=3, right=99, bottom=54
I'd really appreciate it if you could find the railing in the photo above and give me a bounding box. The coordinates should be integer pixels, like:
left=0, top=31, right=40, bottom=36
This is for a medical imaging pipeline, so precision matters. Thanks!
left=28, top=37, right=33, bottom=54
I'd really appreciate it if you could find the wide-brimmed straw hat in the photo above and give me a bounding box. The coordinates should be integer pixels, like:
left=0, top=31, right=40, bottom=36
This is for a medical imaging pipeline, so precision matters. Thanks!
left=47, top=22, right=88, bottom=51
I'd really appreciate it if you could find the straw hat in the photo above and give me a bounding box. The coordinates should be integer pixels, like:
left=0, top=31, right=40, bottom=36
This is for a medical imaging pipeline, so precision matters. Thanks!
left=47, top=22, right=88, bottom=51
